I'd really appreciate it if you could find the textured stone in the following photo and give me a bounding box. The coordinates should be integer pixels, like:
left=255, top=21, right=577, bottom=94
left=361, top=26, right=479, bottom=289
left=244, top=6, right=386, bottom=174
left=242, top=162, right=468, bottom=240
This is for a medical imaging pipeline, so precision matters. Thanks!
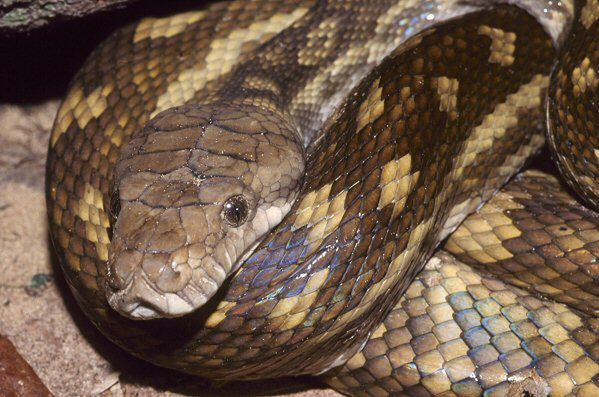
left=0, top=334, right=52, bottom=397
left=0, top=1, right=137, bottom=34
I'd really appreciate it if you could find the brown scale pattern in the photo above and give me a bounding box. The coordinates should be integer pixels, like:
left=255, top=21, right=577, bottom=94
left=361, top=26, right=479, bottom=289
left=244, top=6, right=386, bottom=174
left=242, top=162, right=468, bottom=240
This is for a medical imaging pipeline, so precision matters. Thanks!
left=547, top=2, right=599, bottom=211
left=47, top=0, right=468, bottom=326
left=44, top=0, right=596, bottom=394
left=446, top=170, right=599, bottom=316
left=148, top=7, right=554, bottom=378
left=325, top=249, right=599, bottom=397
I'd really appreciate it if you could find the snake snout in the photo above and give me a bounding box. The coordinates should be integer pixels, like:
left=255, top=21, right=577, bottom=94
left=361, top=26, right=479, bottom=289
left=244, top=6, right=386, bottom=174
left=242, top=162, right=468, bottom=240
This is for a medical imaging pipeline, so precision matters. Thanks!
left=106, top=251, right=207, bottom=320
left=106, top=271, right=197, bottom=320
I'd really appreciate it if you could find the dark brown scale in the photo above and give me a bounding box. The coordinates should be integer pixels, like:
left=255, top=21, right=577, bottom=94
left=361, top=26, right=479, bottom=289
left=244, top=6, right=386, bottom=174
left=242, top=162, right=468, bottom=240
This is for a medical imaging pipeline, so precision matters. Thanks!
left=161, top=6, right=556, bottom=378
left=547, top=6, right=599, bottom=211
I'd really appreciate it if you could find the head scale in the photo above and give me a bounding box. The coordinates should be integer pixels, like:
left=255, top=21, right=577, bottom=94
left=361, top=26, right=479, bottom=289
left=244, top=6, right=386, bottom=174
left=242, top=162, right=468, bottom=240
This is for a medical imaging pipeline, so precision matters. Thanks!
left=106, top=103, right=304, bottom=319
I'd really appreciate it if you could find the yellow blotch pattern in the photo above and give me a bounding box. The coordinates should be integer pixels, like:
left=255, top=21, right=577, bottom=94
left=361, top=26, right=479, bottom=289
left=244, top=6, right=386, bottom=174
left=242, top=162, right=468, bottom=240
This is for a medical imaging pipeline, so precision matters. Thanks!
left=433, top=76, right=459, bottom=116
left=378, top=154, right=420, bottom=220
left=477, top=25, right=516, bottom=66
left=51, top=84, right=113, bottom=147
left=356, top=78, right=384, bottom=132
left=581, top=0, right=599, bottom=29
left=571, top=57, right=598, bottom=96
left=293, top=183, right=348, bottom=252
left=152, top=8, right=309, bottom=117
left=77, top=183, right=111, bottom=262
left=133, top=10, right=207, bottom=43
left=456, top=74, right=548, bottom=172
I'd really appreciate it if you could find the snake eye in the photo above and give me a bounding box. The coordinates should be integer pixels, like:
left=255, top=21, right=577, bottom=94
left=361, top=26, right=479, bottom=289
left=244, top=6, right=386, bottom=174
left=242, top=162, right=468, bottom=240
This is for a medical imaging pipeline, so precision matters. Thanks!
left=223, top=195, right=249, bottom=227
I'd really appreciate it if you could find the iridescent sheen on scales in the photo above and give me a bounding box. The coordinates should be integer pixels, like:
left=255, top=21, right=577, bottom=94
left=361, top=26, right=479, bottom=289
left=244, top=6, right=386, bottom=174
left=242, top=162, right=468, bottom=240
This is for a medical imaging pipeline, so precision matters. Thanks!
left=45, top=0, right=599, bottom=395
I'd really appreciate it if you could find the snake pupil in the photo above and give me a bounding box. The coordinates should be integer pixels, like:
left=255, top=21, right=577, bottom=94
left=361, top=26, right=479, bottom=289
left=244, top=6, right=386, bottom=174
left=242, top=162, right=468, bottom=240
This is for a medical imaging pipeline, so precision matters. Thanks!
left=223, top=195, right=249, bottom=227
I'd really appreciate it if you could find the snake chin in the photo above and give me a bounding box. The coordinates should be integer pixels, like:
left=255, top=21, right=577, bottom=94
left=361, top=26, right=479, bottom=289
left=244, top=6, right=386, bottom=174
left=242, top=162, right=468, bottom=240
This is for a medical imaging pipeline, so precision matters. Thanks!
left=106, top=276, right=200, bottom=320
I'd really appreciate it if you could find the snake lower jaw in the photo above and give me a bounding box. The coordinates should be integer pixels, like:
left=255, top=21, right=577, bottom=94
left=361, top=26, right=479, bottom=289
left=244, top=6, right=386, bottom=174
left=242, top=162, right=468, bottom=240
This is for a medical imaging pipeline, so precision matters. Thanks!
left=104, top=256, right=224, bottom=318
left=105, top=267, right=219, bottom=320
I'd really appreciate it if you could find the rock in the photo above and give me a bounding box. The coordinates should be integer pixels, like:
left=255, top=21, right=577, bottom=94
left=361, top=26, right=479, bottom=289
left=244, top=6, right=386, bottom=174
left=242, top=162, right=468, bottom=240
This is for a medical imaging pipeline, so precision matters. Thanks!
left=0, top=333, right=53, bottom=397
left=0, top=0, right=138, bottom=34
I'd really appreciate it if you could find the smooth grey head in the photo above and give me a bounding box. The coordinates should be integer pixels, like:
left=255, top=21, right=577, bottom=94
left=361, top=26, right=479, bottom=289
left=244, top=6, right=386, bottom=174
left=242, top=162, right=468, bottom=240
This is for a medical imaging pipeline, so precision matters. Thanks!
left=106, top=103, right=304, bottom=319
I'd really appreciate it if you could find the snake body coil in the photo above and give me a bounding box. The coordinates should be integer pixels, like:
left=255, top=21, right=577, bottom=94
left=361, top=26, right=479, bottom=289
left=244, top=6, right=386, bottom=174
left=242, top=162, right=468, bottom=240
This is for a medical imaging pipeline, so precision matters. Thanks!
left=46, top=0, right=599, bottom=395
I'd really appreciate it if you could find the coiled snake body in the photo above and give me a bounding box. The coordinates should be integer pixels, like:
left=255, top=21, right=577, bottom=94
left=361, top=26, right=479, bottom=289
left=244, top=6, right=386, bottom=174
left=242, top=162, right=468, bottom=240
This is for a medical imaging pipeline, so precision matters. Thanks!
left=46, top=0, right=599, bottom=395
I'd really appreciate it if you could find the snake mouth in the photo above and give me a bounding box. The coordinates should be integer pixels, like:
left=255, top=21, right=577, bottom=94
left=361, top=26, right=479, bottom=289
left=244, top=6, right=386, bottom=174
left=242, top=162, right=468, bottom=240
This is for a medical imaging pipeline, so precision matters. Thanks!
left=108, top=284, right=195, bottom=320
left=105, top=229, right=231, bottom=320
left=106, top=265, right=220, bottom=320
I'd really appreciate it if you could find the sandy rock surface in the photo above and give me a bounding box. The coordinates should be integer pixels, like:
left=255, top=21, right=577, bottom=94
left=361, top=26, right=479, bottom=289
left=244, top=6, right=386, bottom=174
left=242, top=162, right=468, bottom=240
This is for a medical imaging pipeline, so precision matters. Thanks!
left=0, top=101, right=342, bottom=397
left=0, top=0, right=137, bottom=34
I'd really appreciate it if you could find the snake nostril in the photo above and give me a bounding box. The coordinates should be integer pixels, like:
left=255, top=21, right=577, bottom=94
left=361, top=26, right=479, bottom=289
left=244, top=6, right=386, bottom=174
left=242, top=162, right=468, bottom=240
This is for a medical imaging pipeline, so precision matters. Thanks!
left=106, top=249, right=142, bottom=293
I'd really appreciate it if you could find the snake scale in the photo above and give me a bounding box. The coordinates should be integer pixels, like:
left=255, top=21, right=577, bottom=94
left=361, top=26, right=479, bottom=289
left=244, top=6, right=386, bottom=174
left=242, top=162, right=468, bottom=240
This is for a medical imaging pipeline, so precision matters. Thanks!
left=45, top=0, right=599, bottom=395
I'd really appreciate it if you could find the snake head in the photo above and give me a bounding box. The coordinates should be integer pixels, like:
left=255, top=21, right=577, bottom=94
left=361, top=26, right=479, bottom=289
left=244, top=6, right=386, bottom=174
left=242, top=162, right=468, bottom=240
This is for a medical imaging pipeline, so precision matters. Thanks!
left=105, top=104, right=303, bottom=320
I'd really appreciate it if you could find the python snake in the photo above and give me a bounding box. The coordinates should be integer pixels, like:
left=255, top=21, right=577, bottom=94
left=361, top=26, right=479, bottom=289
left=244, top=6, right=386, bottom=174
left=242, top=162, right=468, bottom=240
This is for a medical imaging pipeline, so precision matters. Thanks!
left=45, top=0, right=599, bottom=395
